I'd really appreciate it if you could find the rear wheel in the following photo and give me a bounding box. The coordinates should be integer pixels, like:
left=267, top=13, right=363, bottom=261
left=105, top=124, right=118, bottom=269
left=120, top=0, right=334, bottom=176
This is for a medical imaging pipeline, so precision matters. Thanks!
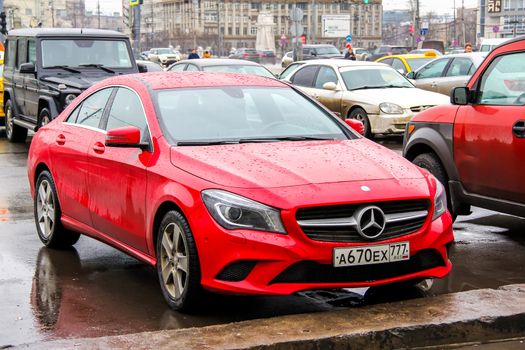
left=156, top=210, right=203, bottom=312
left=348, top=108, right=372, bottom=138
left=5, top=100, right=28, bottom=143
left=35, top=171, right=80, bottom=248
left=412, top=152, right=456, bottom=220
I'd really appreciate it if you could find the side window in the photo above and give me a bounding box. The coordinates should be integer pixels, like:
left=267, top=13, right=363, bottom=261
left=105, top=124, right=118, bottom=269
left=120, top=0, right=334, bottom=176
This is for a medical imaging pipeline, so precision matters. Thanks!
left=315, top=66, right=338, bottom=89
left=446, top=58, right=473, bottom=77
left=416, top=58, right=449, bottom=79
left=66, top=103, right=82, bottom=123
left=291, top=65, right=318, bottom=87
left=185, top=64, right=199, bottom=71
left=17, top=40, right=27, bottom=68
left=391, top=58, right=407, bottom=74
left=76, top=88, right=113, bottom=128
left=105, top=88, right=148, bottom=141
left=28, top=40, right=37, bottom=65
left=477, top=52, right=525, bottom=106
left=169, top=64, right=186, bottom=71
left=6, top=39, right=16, bottom=68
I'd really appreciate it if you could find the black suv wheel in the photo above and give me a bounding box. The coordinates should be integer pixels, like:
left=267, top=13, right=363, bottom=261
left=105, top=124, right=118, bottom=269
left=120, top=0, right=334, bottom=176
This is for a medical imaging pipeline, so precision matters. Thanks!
left=5, top=100, right=28, bottom=143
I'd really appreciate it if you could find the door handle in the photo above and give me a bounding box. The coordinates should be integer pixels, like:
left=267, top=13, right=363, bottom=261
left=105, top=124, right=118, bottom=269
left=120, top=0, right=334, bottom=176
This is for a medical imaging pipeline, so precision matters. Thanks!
left=313, top=94, right=320, bottom=99
left=431, top=82, right=437, bottom=88
left=55, top=134, right=66, bottom=146
left=93, top=142, right=106, bottom=154
left=513, top=120, right=525, bottom=138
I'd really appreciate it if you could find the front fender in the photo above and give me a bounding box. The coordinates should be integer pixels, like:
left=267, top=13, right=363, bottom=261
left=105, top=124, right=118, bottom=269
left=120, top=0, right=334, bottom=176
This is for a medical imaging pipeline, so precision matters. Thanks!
left=38, top=96, right=60, bottom=118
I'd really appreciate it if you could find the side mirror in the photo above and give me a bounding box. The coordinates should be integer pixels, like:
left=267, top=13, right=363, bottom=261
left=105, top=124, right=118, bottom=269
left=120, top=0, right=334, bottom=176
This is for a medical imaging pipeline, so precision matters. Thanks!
left=20, top=62, right=36, bottom=74
left=406, top=71, right=415, bottom=79
left=137, top=62, right=148, bottom=73
left=451, top=87, right=469, bottom=105
left=105, top=126, right=147, bottom=149
left=345, top=119, right=365, bottom=136
left=322, top=82, right=337, bottom=91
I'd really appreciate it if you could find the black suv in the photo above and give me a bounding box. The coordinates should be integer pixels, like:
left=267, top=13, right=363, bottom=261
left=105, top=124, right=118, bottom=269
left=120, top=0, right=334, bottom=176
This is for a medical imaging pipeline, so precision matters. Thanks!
left=3, top=28, right=139, bottom=142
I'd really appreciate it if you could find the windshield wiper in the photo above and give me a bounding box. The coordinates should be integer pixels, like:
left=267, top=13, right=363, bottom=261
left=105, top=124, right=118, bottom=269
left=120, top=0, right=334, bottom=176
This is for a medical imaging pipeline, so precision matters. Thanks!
left=45, top=65, right=81, bottom=73
left=177, top=140, right=241, bottom=146
left=78, top=64, right=115, bottom=73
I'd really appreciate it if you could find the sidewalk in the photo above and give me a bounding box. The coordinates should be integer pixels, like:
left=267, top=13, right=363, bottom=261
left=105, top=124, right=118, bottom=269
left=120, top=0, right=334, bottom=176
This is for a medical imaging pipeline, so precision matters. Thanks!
left=15, top=284, right=525, bottom=350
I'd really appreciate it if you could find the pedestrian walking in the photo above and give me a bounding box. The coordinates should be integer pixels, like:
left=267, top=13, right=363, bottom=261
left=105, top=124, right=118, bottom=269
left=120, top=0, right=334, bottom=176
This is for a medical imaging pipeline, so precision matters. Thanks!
left=188, top=48, right=200, bottom=59
left=203, top=50, right=212, bottom=58
left=344, top=44, right=356, bottom=61
left=464, top=42, right=473, bottom=53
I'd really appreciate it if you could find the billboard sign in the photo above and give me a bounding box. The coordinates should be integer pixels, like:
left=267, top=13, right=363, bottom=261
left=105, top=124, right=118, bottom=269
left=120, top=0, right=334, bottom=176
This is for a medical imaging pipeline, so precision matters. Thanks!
left=322, top=15, right=351, bottom=38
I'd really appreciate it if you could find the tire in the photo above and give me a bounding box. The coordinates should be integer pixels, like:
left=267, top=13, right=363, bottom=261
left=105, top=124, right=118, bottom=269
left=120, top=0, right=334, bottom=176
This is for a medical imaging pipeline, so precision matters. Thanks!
left=39, top=108, right=52, bottom=129
left=34, top=170, right=80, bottom=248
left=348, top=107, right=372, bottom=138
left=156, top=210, right=204, bottom=312
left=412, top=153, right=457, bottom=220
left=5, top=100, right=28, bottom=143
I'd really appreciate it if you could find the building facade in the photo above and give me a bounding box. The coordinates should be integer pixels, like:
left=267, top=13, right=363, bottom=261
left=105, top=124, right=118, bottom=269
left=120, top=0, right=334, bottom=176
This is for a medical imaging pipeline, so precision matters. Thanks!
left=478, top=0, right=525, bottom=39
left=139, top=0, right=382, bottom=54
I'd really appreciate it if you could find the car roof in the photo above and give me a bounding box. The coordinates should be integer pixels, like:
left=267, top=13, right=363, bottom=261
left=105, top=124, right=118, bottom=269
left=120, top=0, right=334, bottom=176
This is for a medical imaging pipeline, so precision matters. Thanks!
left=303, top=44, right=337, bottom=48
left=174, top=58, right=262, bottom=67
left=378, top=54, right=432, bottom=60
left=299, top=59, right=386, bottom=68
left=443, top=52, right=487, bottom=59
left=122, top=72, right=286, bottom=90
left=7, top=27, right=127, bottom=38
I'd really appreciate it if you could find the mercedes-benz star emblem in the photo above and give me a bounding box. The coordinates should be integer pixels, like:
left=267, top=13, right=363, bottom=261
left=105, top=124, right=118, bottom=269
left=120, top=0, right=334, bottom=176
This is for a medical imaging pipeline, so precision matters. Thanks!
left=355, top=206, right=386, bottom=239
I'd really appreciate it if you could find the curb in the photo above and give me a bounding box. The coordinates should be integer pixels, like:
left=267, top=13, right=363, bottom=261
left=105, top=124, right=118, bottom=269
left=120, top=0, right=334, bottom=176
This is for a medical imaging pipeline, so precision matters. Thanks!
left=14, top=284, right=525, bottom=349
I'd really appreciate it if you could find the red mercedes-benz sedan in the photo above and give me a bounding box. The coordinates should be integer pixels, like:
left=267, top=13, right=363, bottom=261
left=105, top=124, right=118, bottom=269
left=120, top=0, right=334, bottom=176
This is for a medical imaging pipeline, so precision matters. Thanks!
left=27, top=72, right=454, bottom=311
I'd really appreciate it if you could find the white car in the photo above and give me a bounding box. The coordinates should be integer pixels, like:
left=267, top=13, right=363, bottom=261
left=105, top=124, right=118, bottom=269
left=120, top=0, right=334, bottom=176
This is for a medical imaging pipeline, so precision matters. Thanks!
left=148, top=48, right=181, bottom=67
left=284, top=59, right=450, bottom=137
left=281, top=51, right=294, bottom=68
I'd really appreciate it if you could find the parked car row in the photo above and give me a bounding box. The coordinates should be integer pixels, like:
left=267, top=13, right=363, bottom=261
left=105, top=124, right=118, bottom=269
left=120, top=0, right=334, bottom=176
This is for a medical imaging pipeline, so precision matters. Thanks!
left=229, top=48, right=277, bottom=64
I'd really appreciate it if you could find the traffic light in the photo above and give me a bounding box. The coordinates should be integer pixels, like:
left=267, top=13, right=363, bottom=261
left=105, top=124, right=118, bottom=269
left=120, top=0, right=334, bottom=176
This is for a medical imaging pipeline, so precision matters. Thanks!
left=0, top=12, right=7, bottom=35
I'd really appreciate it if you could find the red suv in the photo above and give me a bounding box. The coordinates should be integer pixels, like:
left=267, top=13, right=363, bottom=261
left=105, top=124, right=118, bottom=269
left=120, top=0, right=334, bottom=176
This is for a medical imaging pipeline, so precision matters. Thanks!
left=403, top=37, right=525, bottom=220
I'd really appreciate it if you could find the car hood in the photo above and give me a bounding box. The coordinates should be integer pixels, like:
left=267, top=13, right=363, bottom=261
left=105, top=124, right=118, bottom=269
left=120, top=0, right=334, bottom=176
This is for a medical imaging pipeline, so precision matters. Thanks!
left=41, top=75, right=110, bottom=90
left=350, top=87, right=450, bottom=108
left=170, top=139, right=425, bottom=189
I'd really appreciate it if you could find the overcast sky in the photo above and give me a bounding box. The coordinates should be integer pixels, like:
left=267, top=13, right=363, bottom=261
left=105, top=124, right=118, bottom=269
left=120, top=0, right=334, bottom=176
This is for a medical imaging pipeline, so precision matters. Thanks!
left=82, top=0, right=480, bottom=17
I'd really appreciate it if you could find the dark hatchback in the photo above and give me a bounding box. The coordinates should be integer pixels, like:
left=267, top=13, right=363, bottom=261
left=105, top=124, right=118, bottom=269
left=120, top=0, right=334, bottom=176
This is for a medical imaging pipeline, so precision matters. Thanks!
left=3, top=28, right=139, bottom=142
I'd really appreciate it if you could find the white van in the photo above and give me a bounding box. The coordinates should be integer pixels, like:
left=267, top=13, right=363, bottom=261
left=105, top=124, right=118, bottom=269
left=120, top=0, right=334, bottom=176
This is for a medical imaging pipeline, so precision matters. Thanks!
left=479, top=38, right=512, bottom=52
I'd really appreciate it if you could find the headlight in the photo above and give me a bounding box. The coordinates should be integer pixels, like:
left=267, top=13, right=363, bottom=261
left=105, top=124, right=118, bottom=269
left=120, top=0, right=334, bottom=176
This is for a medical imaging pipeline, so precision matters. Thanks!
left=379, top=102, right=404, bottom=114
left=202, top=190, right=286, bottom=234
left=64, top=94, right=77, bottom=105
left=432, top=179, right=447, bottom=220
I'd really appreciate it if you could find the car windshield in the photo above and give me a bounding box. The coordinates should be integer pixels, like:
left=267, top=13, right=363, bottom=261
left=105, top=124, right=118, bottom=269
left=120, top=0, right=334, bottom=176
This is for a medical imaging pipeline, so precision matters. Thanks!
left=340, top=67, right=414, bottom=90
left=157, top=48, right=174, bottom=54
left=406, top=58, right=435, bottom=71
left=315, top=46, right=340, bottom=55
left=155, top=86, right=351, bottom=144
left=203, top=65, right=274, bottom=78
left=41, top=39, right=132, bottom=68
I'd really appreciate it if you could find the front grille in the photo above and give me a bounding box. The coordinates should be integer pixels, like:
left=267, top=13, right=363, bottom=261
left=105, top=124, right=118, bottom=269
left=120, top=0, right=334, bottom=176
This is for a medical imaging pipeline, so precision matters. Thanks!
left=296, top=199, right=430, bottom=243
left=410, top=105, right=435, bottom=113
left=270, top=249, right=444, bottom=284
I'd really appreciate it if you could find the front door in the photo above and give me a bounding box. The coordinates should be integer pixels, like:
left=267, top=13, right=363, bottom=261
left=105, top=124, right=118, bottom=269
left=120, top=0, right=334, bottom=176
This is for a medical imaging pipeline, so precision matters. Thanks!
left=312, top=65, right=344, bottom=116
left=454, top=51, right=525, bottom=204
left=87, top=87, right=152, bottom=252
left=14, top=39, right=28, bottom=118
left=414, top=57, right=450, bottom=93
left=24, top=39, right=39, bottom=118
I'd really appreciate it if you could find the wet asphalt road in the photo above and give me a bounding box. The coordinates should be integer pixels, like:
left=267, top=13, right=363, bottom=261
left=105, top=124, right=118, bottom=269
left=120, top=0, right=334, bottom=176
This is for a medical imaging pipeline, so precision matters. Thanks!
left=1, top=134, right=524, bottom=347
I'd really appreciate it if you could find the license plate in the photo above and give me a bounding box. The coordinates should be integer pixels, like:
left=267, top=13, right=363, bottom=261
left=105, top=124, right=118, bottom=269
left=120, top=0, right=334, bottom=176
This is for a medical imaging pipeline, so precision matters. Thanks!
left=333, top=242, right=410, bottom=267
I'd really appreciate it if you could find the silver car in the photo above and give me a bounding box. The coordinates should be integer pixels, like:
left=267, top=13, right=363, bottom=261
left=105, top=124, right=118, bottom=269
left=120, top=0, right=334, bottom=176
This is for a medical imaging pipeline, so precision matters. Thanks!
left=407, top=53, right=486, bottom=96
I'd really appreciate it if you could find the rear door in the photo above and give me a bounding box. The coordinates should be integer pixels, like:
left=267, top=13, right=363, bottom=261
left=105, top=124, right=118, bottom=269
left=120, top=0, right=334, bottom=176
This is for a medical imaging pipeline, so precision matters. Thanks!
left=437, top=57, right=475, bottom=96
left=454, top=50, right=525, bottom=204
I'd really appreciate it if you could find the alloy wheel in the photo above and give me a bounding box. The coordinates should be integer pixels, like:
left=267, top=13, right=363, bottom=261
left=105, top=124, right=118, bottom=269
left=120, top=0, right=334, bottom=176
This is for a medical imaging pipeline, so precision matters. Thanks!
left=41, top=115, right=51, bottom=127
left=36, top=179, right=56, bottom=238
left=5, top=105, right=13, bottom=139
left=160, top=222, right=189, bottom=299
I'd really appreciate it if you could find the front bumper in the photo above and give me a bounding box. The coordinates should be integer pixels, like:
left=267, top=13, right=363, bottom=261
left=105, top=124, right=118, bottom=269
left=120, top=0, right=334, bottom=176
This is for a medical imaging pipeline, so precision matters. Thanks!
left=192, top=201, right=454, bottom=296
left=369, top=113, right=414, bottom=135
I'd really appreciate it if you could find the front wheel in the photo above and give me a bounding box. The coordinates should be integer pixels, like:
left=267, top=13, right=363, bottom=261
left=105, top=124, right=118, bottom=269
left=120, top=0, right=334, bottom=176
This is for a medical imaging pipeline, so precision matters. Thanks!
left=412, top=153, right=456, bottom=220
left=34, top=171, right=80, bottom=248
left=348, top=108, right=372, bottom=138
left=5, top=100, right=28, bottom=143
left=39, top=108, right=52, bottom=129
left=156, top=210, right=203, bottom=312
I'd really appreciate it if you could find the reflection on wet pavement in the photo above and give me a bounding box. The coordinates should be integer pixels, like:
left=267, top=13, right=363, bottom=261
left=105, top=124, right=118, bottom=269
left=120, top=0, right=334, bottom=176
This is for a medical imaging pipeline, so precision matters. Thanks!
left=0, top=136, right=524, bottom=347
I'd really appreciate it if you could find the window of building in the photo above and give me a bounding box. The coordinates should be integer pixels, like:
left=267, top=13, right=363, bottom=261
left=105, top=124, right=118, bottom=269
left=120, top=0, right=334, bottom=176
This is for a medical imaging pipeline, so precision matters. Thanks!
left=250, top=26, right=257, bottom=35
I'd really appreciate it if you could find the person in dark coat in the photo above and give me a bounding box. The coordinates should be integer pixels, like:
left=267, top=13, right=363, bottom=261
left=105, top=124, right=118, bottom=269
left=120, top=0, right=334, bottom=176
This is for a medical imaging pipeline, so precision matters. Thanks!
left=344, top=44, right=356, bottom=61
left=188, top=48, right=200, bottom=59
